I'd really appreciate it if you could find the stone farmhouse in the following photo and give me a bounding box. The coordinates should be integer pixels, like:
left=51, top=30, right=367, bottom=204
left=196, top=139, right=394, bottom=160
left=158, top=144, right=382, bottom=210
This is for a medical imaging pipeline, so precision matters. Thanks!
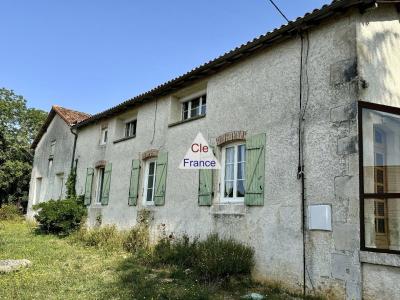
left=27, top=1, right=400, bottom=299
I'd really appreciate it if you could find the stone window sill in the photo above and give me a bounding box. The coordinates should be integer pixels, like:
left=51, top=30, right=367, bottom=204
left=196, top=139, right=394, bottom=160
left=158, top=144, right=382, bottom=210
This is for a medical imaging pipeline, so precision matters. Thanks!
left=211, top=203, right=247, bottom=216
left=113, top=135, right=136, bottom=144
left=168, top=114, right=206, bottom=128
left=360, top=251, right=400, bottom=267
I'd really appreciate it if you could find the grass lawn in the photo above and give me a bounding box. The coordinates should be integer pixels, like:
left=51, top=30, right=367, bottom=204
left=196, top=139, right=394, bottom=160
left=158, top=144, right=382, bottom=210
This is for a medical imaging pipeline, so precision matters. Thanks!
left=0, top=220, right=319, bottom=300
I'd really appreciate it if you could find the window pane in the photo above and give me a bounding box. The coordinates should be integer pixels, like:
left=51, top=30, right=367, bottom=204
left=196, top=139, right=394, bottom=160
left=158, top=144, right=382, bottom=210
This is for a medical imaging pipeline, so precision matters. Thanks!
left=146, top=162, right=156, bottom=202
left=225, top=147, right=234, bottom=163
left=132, top=121, right=136, bottom=136
left=182, top=102, right=189, bottom=120
left=125, top=124, right=130, bottom=137
left=237, top=144, right=245, bottom=162
left=149, top=162, right=155, bottom=176
left=201, top=95, right=207, bottom=115
left=97, top=168, right=105, bottom=202
left=125, top=121, right=136, bottom=137
left=224, top=181, right=234, bottom=198
left=146, top=188, right=153, bottom=202
left=237, top=162, right=245, bottom=180
left=103, top=129, right=108, bottom=143
left=148, top=175, right=154, bottom=189
left=364, top=198, right=400, bottom=251
left=130, top=123, right=134, bottom=136
left=201, top=104, right=206, bottom=115
left=225, top=164, right=234, bottom=180
left=237, top=180, right=245, bottom=197
left=191, top=98, right=200, bottom=117
left=362, top=108, right=400, bottom=193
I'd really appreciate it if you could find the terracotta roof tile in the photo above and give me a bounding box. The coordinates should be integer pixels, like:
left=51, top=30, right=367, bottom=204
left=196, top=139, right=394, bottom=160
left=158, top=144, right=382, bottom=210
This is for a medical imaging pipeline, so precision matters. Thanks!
left=31, top=106, right=90, bottom=149
left=52, top=105, right=91, bottom=126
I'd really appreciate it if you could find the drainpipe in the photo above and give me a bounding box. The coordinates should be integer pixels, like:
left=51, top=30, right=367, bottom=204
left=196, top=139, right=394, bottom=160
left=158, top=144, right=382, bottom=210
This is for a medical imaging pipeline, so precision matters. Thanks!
left=70, top=126, right=78, bottom=173
left=297, top=32, right=307, bottom=297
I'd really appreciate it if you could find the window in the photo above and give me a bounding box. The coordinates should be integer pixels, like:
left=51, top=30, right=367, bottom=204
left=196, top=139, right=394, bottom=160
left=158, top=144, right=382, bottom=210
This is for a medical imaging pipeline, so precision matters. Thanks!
left=50, top=140, right=56, bottom=158
left=360, top=102, right=400, bottom=252
left=55, top=173, right=64, bottom=199
left=95, top=167, right=105, bottom=203
left=182, top=94, right=206, bottom=120
left=221, top=143, right=246, bottom=203
left=48, top=159, right=53, bottom=175
left=143, top=160, right=157, bottom=205
left=100, top=127, right=108, bottom=145
left=125, top=120, right=137, bottom=138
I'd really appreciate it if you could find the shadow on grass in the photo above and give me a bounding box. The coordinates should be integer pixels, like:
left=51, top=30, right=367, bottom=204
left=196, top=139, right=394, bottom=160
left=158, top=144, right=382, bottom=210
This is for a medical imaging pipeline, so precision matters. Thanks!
left=104, top=255, right=211, bottom=300
left=103, top=254, right=325, bottom=300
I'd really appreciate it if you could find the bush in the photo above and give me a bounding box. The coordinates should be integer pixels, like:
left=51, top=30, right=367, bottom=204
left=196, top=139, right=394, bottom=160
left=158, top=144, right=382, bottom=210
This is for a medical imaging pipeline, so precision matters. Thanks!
left=123, top=224, right=150, bottom=254
left=70, top=225, right=124, bottom=251
left=194, top=234, right=254, bottom=281
left=33, top=198, right=86, bottom=235
left=153, top=234, right=198, bottom=268
left=0, top=204, right=22, bottom=220
left=153, top=233, right=254, bottom=281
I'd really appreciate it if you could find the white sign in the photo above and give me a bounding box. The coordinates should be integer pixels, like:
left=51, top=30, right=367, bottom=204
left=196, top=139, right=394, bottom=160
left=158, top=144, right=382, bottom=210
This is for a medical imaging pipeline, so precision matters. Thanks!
left=179, top=132, right=221, bottom=169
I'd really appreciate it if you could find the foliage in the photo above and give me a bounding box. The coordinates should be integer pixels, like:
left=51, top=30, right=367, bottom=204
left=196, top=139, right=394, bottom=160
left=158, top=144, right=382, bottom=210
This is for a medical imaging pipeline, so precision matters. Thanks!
left=0, top=204, right=22, bottom=220
left=153, top=233, right=255, bottom=282
left=65, top=168, right=77, bottom=199
left=0, top=88, right=47, bottom=208
left=153, top=234, right=198, bottom=268
left=122, top=223, right=150, bottom=255
left=69, top=225, right=124, bottom=251
left=117, top=256, right=210, bottom=300
left=0, top=221, right=325, bottom=300
left=194, top=234, right=255, bottom=281
left=33, top=198, right=86, bottom=235
left=122, top=209, right=151, bottom=256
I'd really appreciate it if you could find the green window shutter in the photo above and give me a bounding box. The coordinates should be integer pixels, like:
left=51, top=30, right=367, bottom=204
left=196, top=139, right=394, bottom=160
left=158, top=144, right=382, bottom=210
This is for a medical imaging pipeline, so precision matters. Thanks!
left=128, top=160, right=140, bottom=206
left=154, top=151, right=168, bottom=206
left=245, top=133, right=266, bottom=206
left=101, top=163, right=112, bottom=205
left=198, top=169, right=213, bottom=206
left=84, top=168, right=94, bottom=205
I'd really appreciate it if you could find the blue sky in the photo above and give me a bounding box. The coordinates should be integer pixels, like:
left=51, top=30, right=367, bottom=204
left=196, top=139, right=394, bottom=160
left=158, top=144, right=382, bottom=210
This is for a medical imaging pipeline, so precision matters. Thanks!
left=0, top=0, right=330, bottom=114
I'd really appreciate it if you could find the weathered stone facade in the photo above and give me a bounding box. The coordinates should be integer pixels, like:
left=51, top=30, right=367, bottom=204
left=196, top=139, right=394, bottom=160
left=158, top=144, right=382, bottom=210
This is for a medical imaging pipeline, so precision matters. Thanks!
left=28, top=3, right=400, bottom=299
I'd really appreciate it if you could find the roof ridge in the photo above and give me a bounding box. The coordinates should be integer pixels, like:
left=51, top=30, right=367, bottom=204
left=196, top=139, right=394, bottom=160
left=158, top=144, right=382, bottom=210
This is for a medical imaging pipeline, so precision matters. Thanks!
left=75, top=0, right=388, bottom=128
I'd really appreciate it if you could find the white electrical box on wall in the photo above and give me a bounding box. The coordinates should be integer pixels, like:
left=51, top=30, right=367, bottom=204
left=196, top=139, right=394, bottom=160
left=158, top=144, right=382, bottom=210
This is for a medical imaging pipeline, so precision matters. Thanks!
left=308, top=205, right=332, bottom=231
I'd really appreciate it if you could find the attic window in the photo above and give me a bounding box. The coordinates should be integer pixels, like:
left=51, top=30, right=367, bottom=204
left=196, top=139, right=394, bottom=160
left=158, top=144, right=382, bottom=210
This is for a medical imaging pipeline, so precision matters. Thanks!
left=182, top=94, right=206, bottom=121
left=100, top=127, right=108, bottom=145
left=125, top=120, right=137, bottom=138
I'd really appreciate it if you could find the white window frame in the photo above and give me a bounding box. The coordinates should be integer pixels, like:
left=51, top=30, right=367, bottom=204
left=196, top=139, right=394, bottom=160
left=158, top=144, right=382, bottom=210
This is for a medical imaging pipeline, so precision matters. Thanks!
left=181, top=93, right=207, bottom=120
left=100, top=127, right=108, bottom=145
left=95, top=167, right=105, bottom=204
left=124, top=119, right=137, bottom=138
left=220, top=142, right=246, bottom=204
left=143, top=159, right=157, bottom=206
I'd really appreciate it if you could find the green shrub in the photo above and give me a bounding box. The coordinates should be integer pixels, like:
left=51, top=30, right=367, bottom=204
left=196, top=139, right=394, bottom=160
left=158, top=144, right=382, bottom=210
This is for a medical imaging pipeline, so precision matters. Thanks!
left=0, top=204, right=22, bottom=220
left=70, top=225, right=124, bottom=251
left=123, top=224, right=150, bottom=254
left=194, top=234, right=254, bottom=281
left=152, top=233, right=254, bottom=282
left=33, top=198, right=86, bottom=235
left=153, top=234, right=198, bottom=268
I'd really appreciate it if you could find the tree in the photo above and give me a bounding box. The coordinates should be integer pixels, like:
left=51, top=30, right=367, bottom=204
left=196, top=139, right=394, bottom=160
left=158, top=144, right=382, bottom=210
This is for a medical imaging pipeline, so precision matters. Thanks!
left=0, top=88, right=47, bottom=209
